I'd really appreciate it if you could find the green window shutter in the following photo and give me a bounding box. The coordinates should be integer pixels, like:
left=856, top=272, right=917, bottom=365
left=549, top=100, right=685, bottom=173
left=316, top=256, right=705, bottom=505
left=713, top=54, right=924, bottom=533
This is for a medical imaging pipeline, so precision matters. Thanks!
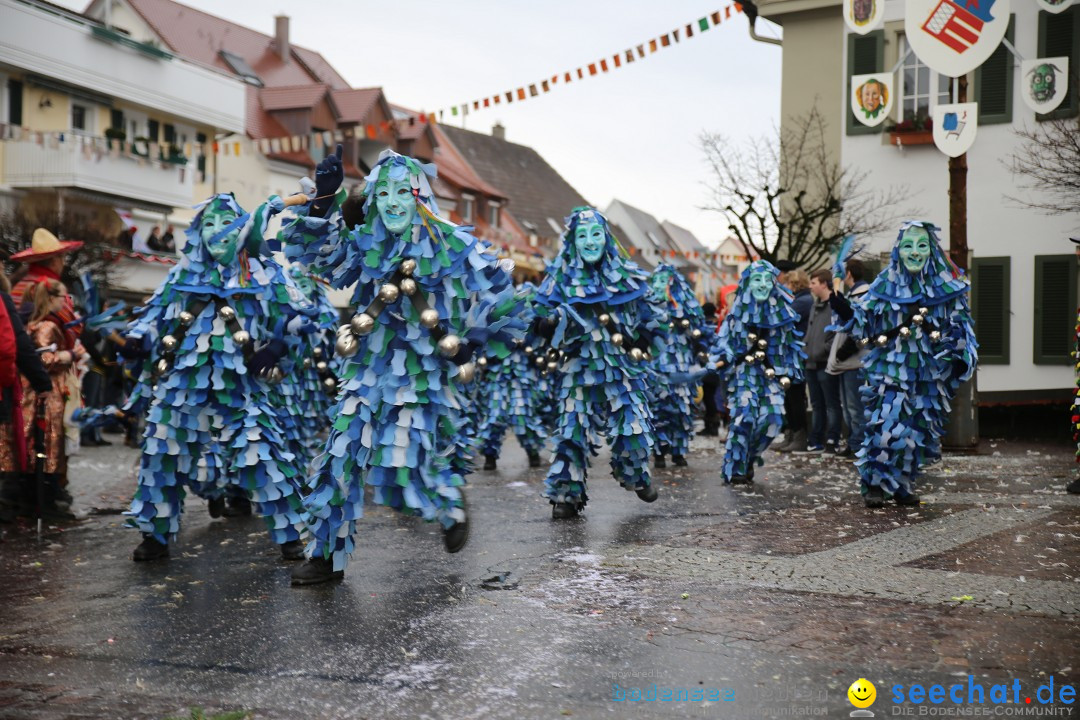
left=976, top=15, right=1014, bottom=124
left=1037, top=7, right=1079, bottom=120
left=846, top=31, right=884, bottom=136
left=971, top=257, right=1010, bottom=364
left=1033, top=254, right=1078, bottom=365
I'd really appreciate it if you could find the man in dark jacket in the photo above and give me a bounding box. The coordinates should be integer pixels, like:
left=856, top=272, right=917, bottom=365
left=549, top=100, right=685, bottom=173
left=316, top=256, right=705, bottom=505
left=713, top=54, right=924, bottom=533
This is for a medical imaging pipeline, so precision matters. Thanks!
left=800, top=269, right=842, bottom=454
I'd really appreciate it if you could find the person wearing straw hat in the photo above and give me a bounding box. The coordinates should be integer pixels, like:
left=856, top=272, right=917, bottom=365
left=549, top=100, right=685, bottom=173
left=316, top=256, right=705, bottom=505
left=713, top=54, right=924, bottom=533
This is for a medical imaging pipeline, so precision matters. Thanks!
left=9, top=229, right=83, bottom=320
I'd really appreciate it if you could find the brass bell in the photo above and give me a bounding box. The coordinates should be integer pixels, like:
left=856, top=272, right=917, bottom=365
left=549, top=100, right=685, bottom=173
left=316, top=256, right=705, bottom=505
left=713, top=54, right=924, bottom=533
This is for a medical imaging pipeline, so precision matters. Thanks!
left=764, top=367, right=776, bottom=379
left=524, top=345, right=534, bottom=355
left=779, top=377, right=792, bottom=390
left=477, top=356, right=488, bottom=367
left=535, top=356, right=546, bottom=368
left=303, top=357, right=313, bottom=369
left=218, top=306, right=236, bottom=322
left=858, top=337, right=870, bottom=348
left=898, top=326, right=912, bottom=339
left=610, top=333, right=624, bottom=347
left=691, top=329, right=702, bottom=339
left=697, top=352, right=707, bottom=364
left=161, top=334, right=178, bottom=352
left=335, top=333, right=359, bottom=358
left=267, top=366, right=284, bottom=384
left=155, top=358, right=170, bottom=375
left=316, top=360, right=328, bottom=372
left=679, top=318, right=690, bottom=330
left=232, top=330, right=250, bottom=346
left=642, top=351, right=652, bottom=362
left=400, top=258, right=417, bottom=276
left=875, top=335, right=889, bottom=348
left=757, top=338, right=767, bottom=349
left=546, top=360, right=558, bottom=371
left=178, top=311, right=194, bottom=326
left=668, top=322, right=675, bottom=330
left=930, top=330, right=942, bottom=342
left=351, top=312, right=376, bottom=335
left=400, top=278, right=418, bottom=296
left=437, top=334, right=461, bottom=358
left=322, top=376, right=337, bottom=392
left=745, top=354, right=756, bottom=365
left=456, top=362, right=476, bottom=383
left=911, top=314, right=924, bottom=326
left=754, top=350, right=766, bottom=361
left=313, top=346, right=324, bottom=359
left=378, top=283, right=400, bottom=304
left=598, top=313, right=611, bottom=326
left=748, top=333, right=758, bottom=342
left=918, top=306, right=929, bottom=316
left=419, top=308, right=440, bottom=329
left=629, top=347, right=645, bottom=362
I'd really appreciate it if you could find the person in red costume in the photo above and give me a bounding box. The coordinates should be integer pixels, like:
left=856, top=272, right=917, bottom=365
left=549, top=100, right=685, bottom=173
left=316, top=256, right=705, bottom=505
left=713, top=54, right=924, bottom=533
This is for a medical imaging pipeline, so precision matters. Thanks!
left=9, top=228, right=83, bottom=328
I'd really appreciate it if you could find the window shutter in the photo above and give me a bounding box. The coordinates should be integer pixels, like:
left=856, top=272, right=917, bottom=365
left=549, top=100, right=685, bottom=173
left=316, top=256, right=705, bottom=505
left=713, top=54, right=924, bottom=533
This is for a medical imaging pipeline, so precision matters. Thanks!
left=976, top=16, right=1014, bottom=124
left=1033, top=254, right=1078, bottom=365
left=8, top=79, right=22, bottom=126
left=846, top=31, right=884, bottom=136
left=1037, top=7, right=1079, bottom=120
left=972, top=257, right=1010, bottom=364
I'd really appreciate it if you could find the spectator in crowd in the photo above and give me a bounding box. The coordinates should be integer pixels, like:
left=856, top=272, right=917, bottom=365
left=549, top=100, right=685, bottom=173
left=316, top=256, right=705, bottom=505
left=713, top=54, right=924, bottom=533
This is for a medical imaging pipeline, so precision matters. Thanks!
left=827, top=258, right=871, bottom=458
left=801, top=269, right=842, bottom=455
left=0, top=273, right=53, bottom=524
left=146, top=226, right=165, bottom=253
left=775, top=269, right=812, bottom=452
left=160, top=225, right=176, bottom=253
left=80, top=321, right=114, bottom=447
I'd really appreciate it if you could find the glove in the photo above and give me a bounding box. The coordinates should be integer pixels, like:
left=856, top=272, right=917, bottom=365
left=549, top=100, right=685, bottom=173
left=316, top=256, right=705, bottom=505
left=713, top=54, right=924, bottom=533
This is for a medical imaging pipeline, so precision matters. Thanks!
left=248, top=339, right=287, bottom=376
left=311, top=144, right=344, bottom=218
left=117, top=333, right=150, bottom=360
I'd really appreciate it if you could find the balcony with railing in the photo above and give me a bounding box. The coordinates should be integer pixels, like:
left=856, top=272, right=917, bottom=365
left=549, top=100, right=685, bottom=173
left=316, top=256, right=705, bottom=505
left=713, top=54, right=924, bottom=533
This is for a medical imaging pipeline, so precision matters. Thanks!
left=3, top=137, right=194, bottom=209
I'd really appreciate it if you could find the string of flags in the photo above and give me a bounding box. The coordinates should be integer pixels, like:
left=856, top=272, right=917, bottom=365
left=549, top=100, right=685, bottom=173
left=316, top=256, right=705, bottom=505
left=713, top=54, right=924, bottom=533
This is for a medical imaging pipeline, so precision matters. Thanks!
left=434, top=3, right=745, bottom=120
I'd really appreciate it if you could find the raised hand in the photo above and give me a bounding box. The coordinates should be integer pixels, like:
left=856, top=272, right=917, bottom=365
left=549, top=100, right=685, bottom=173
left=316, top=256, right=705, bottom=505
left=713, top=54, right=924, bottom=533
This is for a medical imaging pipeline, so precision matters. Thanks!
left=311, top=144, right=344, bottom=217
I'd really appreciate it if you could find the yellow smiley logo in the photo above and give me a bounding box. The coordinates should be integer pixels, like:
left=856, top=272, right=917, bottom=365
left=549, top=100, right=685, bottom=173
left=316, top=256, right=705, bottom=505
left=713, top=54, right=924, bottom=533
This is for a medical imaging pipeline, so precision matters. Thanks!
left=848, top=678, right=876, bottom=708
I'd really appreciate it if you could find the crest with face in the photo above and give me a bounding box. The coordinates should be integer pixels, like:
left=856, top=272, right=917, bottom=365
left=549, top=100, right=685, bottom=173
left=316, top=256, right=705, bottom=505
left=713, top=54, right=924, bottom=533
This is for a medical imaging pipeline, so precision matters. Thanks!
left=898, top=225, right=932, bottom=275
left=373, top=164, right=418, bottom=236
left=1029, top=63, right=1060, bottom=103
left=748, top=271, right=775, bottom=302
left=200, top=205, right=242, bottom=265
left=574, top=220, right=606, bottom=265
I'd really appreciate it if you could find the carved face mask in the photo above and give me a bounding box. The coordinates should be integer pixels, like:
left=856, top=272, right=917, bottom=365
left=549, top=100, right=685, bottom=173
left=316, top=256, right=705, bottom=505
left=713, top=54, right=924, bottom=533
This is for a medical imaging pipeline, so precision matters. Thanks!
left=650, top=269, right=672, bottom=298
left=898, top=225, right=932, bottom=275
left=1029, top=64, right=1058, bottom=103
left=852, top=0, right=873, bottom=24
left=374, top=169, right=417, bottom=236
left=574, top=221, right=606, bottom=265
left=200, top=207, right=242, bottom=265
left=749, top=271, right=774, bottom=302
left=289, top=267, right=315, bottom=296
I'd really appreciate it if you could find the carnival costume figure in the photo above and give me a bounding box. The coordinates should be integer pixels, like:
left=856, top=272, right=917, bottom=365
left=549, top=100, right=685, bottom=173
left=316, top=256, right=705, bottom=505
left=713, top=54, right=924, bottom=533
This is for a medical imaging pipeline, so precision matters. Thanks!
left=712, top=260, right=805, bottom=484
left=533, top=207, right=664, bottom=519
left=646, top=264, right=712, bottom=468
left=829, top=221, right=977, bottom=507
left=121, top=192, right=315, bottom=561
left=283, top=147, right=523, bottom=585
left=287, top=265, right=340, bottom=459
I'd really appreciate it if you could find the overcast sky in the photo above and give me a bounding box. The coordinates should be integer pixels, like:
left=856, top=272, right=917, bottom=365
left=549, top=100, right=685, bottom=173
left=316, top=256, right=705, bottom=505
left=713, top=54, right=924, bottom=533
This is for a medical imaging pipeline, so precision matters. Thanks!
left=67, top=0, right=784, bottom=246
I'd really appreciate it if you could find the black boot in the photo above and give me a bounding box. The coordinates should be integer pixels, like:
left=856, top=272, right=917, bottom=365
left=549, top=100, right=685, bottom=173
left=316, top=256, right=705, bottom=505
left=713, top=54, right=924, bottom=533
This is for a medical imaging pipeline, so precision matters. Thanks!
left=527, top=451, right=542, bottom=468
left=551, top=502, right=579, bottom=519
left=133, top=534, right=169, bottom=561
left=291, top=557, right=343, bottom=586
left=223, top=496, right=252, bottom=517
left=654, top=453, right=666, bottom=469
left=1067, top=478, right=1080, bottom=495
left=280, top=539, right=305, bottom=560
left=700, top=416, right=719, bottom=437
left=208, top=496, right=225, bottom=518
left=483, top=454, right=497, bottom=471
left=864, top=485, right=885, bottom=508
left=672, top=454, right=688, bottom=467
left=894, top=491, right=921, bottom=507
left=636, top=484, right=658, bottom=503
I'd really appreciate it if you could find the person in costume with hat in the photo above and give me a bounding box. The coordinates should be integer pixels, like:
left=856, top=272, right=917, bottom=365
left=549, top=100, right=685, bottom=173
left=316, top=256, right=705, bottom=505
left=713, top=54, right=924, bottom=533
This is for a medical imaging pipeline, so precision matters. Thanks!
left=711, top=260, right=806, bottom=485
left=646, top=263, right=712, bottom=468
left=531, top=206, right=665, bottom=519
left=119, top=191, right=317, bottom=562
left=828, top=221, right=977, bottom=507
left=9, top=229, right=83, bottom=322
left=282, top=146, right=524, bottom=585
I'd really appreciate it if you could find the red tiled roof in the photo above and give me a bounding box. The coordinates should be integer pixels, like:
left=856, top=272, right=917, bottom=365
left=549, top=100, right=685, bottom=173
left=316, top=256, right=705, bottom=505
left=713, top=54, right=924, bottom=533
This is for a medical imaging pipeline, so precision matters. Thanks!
left=260, top=84, right=330, bottom=111
left=429, top=123, right=506, bottom=199
left=244, top=86, right=290, bottom=139
left=124, top=0, right=348, bottom=89
left=332, top=88, right=384, bottom=124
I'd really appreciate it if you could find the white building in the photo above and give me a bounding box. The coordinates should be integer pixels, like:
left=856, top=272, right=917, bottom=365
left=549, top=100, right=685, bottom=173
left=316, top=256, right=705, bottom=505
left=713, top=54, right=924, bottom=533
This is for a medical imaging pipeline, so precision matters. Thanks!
left=758, top=0, right=1079, bottom=404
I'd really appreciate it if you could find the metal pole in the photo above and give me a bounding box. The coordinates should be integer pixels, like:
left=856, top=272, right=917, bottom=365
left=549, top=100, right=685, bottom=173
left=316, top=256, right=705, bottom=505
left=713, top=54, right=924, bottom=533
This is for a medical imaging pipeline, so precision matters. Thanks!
left=944, top=75, right=979, bottom=450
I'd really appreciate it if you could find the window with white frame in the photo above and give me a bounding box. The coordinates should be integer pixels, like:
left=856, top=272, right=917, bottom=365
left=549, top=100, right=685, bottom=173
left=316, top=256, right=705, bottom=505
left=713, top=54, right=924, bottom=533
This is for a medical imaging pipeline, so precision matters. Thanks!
left=488, top=201, right=500, bottom=227
left=70, top=101, right=95, bottom=135
left=898, top=35, right=951, bottom=125
left=461, top=193, right=475, bottom=223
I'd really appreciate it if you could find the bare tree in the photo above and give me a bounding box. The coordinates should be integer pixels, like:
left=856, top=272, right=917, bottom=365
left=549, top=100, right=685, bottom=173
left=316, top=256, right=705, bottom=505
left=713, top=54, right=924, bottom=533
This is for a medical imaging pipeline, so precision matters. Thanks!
left=1007, top=118, right=1080, bottom=216
left=700, top=106, right=914, bottom=270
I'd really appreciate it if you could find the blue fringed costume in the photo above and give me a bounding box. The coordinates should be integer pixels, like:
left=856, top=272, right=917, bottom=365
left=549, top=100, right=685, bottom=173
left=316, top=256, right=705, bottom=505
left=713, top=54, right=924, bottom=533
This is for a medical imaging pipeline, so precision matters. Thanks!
left=475, top=282, right=548, bottom=469
left=286, top=266, right=340, bottom=460
left=283, top=150, right=523, bottom=581
left=533, top=207, right=664, bottom=518
left=712, top=260, right=805, bottom=484
left=831, top=221, right=976, bottom=505
left=122, top=193, right=313, bottom=559
left=647, top=264, right=711, bottom=465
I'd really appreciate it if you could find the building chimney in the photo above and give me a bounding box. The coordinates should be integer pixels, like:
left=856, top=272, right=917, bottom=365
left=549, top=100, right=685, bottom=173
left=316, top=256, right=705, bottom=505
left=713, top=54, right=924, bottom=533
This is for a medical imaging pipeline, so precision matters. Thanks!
left=273, top=15, right=290, bottom=62
left=492, top=122, right=505, bottom=140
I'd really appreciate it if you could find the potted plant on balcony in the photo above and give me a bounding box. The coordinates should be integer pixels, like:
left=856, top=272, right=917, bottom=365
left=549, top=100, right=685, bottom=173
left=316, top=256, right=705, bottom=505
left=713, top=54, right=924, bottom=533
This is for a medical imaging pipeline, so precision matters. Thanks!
left=886, top=114, right=934, bottom=147
left=165, top=143, right=187, bottom=166
left=132, top=136, right=150, bottom=157
left=104, top=127, right=126, bottom=141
